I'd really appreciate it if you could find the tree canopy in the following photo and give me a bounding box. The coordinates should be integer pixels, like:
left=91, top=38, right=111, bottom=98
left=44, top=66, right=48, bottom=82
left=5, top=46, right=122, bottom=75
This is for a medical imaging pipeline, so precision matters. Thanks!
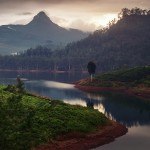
left=87, top=62, right=96, bottom=75
left=0, top=8, right=149, bottom=72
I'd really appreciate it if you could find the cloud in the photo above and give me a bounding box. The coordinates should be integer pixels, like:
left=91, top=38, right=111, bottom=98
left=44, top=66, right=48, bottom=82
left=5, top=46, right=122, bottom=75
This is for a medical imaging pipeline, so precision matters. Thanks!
left=17, top=12, right=33, bottom=16
left=13, top=19, right=32, bottom=25
left=0, top=0, right=149, bottom=14
left=0, top=0, right=94, bottom=3
left=51, top=16, right=102, bottom=31
left=51, top=16, right=69, bottom=26
left=0, top=0, right=149, bottom=6
left=69, top=19, right=100, bottom=32
left=0, top=0, right=149, bottom=31
left=0, top=0, right=149, bottom=3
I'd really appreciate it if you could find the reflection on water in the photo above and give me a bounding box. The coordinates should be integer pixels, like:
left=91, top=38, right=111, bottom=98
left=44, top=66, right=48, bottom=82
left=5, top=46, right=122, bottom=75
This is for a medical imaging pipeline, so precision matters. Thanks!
left=94, top=125, right=150, bottom=150
left=42, top=81, right=74, bottom=89
left=0, top=78, right=150, bottom=128
left=0, top=72, right=150, bottom=150
left=24, top=80, right=150, bottom=128
left=100, top=92, right=150, bottom=127
left=0, top=71, right=88, bottom=83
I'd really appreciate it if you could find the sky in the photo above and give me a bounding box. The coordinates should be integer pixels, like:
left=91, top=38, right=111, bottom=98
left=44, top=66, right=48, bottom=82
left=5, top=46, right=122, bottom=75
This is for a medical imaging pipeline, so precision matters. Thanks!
left=0, top=0, right=149, bottom=32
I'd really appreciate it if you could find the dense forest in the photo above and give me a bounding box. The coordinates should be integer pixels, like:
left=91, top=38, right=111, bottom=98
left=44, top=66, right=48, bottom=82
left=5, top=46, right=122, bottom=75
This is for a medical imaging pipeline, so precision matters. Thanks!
left=0, top=8, right=150, bottom=72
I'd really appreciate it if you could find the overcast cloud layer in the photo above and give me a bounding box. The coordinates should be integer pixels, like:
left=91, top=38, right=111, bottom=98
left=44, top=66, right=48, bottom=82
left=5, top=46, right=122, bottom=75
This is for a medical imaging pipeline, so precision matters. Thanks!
left=0, top=0, right=149, bottom=31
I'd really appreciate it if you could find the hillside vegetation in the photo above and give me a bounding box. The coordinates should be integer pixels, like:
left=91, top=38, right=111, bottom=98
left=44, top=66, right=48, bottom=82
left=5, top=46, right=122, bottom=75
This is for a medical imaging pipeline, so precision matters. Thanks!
left=0, top=8, right=149, bottom=71
left=77, top=66, right=150, bottom=88
left=0, top=85, right=109, bottom=149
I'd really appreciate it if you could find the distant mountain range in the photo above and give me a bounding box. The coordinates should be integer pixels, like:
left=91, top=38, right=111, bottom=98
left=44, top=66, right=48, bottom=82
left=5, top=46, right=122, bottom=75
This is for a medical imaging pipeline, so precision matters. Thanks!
left=55, top=12, right=150, bottom=71
left=0, top=11, right=88, bottom=55
left=0, top=8, right=150, bottom=71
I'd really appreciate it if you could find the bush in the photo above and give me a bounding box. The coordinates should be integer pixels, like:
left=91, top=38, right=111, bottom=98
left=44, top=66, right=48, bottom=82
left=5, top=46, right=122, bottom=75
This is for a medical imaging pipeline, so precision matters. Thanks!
left=4, top=76, right=25, bottom=94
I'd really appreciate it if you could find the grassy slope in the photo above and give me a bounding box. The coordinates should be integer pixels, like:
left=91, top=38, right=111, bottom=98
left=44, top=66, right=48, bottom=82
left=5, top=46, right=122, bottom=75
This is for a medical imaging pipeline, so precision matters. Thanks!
left=78, top=66, right=150, bottom=88
left=76, top=66, right=150, bottom=99
left=0, top=86, right=109, bottom=150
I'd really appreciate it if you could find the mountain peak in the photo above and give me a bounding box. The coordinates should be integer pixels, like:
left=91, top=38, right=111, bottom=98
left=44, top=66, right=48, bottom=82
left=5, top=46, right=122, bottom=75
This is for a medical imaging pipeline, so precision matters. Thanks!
left=36, top=11, right=48, bottom=18
left=28, top=11, right=53, bottom=26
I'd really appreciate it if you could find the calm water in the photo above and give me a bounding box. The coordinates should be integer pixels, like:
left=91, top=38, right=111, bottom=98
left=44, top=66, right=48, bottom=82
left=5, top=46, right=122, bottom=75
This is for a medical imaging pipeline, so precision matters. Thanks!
left=0, top=71, right=150, bottom=150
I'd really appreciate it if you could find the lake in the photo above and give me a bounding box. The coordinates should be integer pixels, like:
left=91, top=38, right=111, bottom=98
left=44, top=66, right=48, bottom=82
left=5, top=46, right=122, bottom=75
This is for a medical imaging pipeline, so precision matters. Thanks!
left=0, top=71, right=150, bottom=150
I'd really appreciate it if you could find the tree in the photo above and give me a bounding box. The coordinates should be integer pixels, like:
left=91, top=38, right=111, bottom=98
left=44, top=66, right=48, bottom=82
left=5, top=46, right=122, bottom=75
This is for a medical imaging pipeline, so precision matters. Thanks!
left=87, top=61, right=96, bottom=82
left=118, top=8, right=130, bottom=19
left=16, top=75, right=25, bottom=93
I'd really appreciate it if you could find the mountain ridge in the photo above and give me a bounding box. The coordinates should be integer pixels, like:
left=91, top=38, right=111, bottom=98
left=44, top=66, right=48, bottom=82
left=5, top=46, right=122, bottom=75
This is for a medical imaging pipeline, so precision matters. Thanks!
left=0, top=8, right=149, bottom=72
left=43, top=10, right=150, bottom=71
left=0, top=11, right=88, bottom=55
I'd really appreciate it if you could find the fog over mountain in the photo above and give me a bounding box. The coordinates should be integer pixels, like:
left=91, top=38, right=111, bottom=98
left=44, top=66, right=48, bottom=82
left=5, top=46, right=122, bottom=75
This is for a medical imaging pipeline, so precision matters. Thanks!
left=0, top=8, right=149, bottom=71
left=0, top=11, right=88, bottom=55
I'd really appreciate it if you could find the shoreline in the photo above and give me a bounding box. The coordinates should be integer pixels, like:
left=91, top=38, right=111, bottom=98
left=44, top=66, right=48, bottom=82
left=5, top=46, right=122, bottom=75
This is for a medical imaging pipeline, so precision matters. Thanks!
left=36, top=121, right=127, bottom=150
left=0, top=69, right=88, bottom=73
left=75, top=84, right=150, bottom=100
left=1, top=85, right=128, bottom=150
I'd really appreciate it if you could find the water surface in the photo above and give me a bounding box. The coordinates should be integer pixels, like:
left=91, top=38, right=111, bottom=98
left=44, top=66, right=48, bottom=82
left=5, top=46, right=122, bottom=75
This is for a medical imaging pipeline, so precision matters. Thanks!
left=0, top=71, right=150, bottom=150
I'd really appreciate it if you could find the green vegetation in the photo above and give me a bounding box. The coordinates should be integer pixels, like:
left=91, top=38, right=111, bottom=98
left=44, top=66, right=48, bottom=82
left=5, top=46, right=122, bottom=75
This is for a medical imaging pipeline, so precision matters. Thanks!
left=5, top=76, right=25, bottom=94
left=0, top=85, right=109, bottom=150
left=77, top=66, right=150, bottom=88
left=0, top=8, right=150, bottom=71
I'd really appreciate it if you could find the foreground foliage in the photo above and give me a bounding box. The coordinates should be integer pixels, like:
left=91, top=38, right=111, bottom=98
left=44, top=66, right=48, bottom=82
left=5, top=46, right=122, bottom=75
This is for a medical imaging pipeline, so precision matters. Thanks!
left=0, top=86, right=108, bottom=150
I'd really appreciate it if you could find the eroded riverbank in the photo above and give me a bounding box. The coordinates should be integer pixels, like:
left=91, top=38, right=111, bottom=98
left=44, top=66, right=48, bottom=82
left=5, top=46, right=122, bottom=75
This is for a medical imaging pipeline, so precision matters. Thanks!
left=36, top=121, right=127, bottom=150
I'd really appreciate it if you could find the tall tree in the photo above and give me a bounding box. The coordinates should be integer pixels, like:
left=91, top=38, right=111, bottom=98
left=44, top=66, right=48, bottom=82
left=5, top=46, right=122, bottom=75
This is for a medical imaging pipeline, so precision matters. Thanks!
left=87, top=62, right=96, bottom=82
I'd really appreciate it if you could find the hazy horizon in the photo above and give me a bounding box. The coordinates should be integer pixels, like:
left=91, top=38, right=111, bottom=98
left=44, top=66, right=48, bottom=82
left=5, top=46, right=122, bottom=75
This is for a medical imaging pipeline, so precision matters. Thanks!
left=0, top=0, right=149, bottom=32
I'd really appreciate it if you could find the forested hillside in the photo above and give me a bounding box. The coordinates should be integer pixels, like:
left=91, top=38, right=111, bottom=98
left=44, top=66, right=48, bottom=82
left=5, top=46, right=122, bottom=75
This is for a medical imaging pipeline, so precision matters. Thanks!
left=0, top=8, right=150, bottom=71
left=56, top=8, right=150, bottom=71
